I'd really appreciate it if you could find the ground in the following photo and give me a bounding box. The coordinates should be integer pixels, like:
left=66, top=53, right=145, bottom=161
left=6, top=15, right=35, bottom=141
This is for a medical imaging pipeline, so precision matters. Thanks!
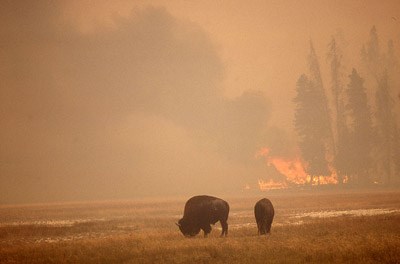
left=0, top=189, right=399, bottom=263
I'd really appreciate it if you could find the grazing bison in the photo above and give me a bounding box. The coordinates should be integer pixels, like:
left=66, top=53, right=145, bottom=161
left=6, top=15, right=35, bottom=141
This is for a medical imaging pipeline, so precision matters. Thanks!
left=176, top=195, right=229, bottom=237
left=254, top=198, right=275, bottom=235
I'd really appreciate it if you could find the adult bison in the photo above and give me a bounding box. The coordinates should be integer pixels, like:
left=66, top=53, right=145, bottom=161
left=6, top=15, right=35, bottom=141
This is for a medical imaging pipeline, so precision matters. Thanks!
left=176, top=195, right=229, bottom=237
left=254, top=198, right=274, bottom=235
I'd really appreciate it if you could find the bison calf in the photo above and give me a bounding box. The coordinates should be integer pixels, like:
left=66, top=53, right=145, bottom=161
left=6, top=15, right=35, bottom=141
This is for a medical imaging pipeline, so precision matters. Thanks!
left=254, top=198, right=274, bottom=235
left=176, top=195, right=229, bottom=237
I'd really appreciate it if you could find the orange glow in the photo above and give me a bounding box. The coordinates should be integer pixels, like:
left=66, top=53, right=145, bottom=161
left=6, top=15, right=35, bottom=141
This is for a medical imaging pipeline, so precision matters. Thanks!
left=256, top=147, right=341, bottom=190
left=343, top=175, right=349, bottom=184
left=268, top=156, right=308, bottom=184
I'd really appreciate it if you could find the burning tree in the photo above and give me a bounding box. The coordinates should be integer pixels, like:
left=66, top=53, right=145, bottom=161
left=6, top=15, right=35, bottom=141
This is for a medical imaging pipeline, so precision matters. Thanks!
left=258, top=27, right=400, bottom=191
left=293, top=42, right=332, bottom=183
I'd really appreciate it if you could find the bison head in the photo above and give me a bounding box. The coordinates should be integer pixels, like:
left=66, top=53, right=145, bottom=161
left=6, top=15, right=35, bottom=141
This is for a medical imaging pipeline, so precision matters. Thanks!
left=176, top=218, right=200, bottom=237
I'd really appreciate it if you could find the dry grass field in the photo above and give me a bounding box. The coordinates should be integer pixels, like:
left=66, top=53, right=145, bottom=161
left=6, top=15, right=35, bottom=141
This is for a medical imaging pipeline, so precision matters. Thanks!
left=1, top=190, right=400, bottom=263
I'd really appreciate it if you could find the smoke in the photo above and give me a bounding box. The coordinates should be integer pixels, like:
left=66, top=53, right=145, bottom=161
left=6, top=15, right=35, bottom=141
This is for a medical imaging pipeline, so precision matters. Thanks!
left=0, top=2, right=281, bottom=203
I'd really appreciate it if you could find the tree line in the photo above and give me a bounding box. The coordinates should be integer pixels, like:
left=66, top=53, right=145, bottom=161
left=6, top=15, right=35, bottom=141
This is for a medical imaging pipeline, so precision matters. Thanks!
left=293, top=26, right=400, bottom=186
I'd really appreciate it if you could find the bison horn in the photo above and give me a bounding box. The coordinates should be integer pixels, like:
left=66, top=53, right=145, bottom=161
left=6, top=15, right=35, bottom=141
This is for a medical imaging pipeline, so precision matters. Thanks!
left=175, top=222, right=181, bottom=227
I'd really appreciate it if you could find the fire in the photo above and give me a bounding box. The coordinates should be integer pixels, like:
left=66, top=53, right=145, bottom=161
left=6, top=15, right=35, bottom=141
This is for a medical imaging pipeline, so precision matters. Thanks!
left=256, top=147, right=308, bottom=185
left=256, top=147, right=341, bottom=190
left=267, top=156, right=308, bottom=184
left=343, top=175, right=349, bottom=184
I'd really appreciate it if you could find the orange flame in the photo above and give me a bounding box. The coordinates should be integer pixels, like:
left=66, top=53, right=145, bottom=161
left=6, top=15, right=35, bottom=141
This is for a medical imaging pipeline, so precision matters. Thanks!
left=256, top=147, right=340, bottom=190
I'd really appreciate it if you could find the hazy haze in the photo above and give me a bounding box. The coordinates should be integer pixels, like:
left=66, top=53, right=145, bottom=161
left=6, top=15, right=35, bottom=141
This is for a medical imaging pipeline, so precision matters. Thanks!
left=1, top=0, right=399, bottom=203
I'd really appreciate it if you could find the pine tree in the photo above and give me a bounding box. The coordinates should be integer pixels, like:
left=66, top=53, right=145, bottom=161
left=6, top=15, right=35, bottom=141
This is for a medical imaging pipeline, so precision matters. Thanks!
left=293, top=42, right=336, bottom=184
left=308, top=41, right=334, bottom=181
left=345, top=69, right=374, bottom=184
left=361, top=27, right=400, bottom=185
left=385, top=40, right=400, bottom=184
left=335, top=123, right=353, bottom=181
left=361, top=26, right=382, bottom=80
left=294, top=74, right=330, bottom=184
left=375, top=72, right=396, bottom=184
left=386, top=40, right=398, bottom=73
left=327, top=37, right=346, bottom=184
left=309, top=42, right=334, bottom=145
left=391, top=123, right=400, bottom=184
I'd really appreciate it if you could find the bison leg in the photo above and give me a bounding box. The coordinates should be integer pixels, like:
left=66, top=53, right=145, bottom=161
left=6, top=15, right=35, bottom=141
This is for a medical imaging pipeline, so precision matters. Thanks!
left=266, top=223, right=272, bottom=234
left=266, top=217, right=273, bottom=234
left=220, top=220, right=228, bottom=237
left=258, top=221, right=267, bottom=235
left=256, top=221, right=261, bottom=235
left=201, top=224, right=212, bottom=238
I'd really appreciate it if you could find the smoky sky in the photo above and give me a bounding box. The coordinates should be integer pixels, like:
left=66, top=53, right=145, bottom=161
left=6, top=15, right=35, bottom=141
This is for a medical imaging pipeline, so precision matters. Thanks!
left=0, top=1, right=287, bottom=203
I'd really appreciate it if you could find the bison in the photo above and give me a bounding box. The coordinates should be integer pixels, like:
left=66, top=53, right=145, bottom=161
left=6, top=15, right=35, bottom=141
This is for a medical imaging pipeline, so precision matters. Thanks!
left=254, top=198, right=274, bottom=235
left=176, top=195, right=229, bottom=237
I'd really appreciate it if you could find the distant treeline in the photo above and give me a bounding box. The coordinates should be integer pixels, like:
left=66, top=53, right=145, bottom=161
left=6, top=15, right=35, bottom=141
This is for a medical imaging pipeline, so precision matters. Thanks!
left=294, top=26, right=400, bottom=186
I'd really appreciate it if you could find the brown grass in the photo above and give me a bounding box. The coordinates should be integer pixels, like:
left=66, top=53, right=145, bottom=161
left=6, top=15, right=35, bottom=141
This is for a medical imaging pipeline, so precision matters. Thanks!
left=1, top=190, right=399, bottom=263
